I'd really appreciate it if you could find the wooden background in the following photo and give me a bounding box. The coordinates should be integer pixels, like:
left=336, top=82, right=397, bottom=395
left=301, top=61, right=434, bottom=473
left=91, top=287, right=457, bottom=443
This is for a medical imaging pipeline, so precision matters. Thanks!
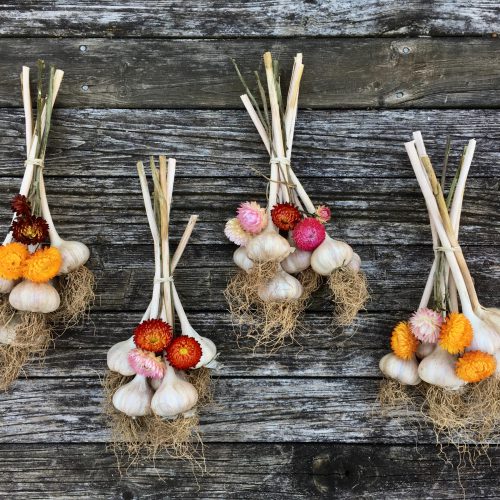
left=0, top=2, right=499, bottom=498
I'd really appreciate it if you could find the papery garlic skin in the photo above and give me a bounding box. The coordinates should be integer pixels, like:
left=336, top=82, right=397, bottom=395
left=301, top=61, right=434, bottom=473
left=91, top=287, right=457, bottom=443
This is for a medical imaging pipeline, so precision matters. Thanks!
left=9, top=280, right=60, bottom=313
left=466, top=315, right=500, bottom=355
left=310, top=236, right=353, bottom=276
left=0, top=278, right=15, bottom=294
left=151, top=363, right=198, bottom=418
left=281, top=247, right=311, bottom=274
left=56, top=240, right=90, bottom=275
left=346, top=252, right=361, bottom=273
left=107, top=336, right=136, bottom=376
left=233, top=246, right=254, bottom=273
left=418, top=346, right=466, bottom=390
left=416, top=342, right=435, bottom=359
left=112, top=374, right=153, bottom=417
left=379, top=353, right=421, bottom=385
left=246, top=225, right=292, bottom=263
left=257, top=269, right=303, bottom=302
left=479, top=307, right=500, bottom=333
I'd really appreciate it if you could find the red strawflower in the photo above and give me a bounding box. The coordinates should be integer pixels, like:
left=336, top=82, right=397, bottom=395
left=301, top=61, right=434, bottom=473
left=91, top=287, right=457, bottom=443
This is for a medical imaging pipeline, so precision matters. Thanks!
left=10, top=195, right=32, bottom=216
left=11, top=215, right=49, bottom=245
left=133, top=319, right=173, bottom=352
left=271, top=202, right=302, bottom=231
left=166, top=336, right=202, bottom=370
left=292, top=217, right=326, bottom=251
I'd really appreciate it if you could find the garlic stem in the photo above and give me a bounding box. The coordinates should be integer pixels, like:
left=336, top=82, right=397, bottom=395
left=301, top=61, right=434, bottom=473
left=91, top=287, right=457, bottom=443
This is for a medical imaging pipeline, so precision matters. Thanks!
left=39, top=173, right=62, bottom=246
left=171, top=282, right=192, bottom=333
left=21, top=66, right=32, bottom=155
left=137, top=161, right=162, bottom=318
left=171, top=215, right=198, bottom=271
left=284, top=54, right=304, bottom=159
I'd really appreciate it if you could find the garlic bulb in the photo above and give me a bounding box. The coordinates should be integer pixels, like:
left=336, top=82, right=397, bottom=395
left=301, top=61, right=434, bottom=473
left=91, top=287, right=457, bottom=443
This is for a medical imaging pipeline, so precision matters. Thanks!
left=0, top=315, right=20, bottom=345
left=257, top=269, right=303, bottom=302
left=379, top=353, right=421, bottom=385
left=107, top=336, right=136, bottom=376
left=0, top=278, right=15, bottom=294
left=151, top=362, right=198, bottom=418
left=310, top=235, right=353, bottom=276
left=233, top=246, right=254, bottom=273
left=466, top=315, right=500, bottom=354
left=479, top=307, right=500, bottom=332
left=416, top=342, right=435, bottom=359
left=149, top=376, right=162, bottom=391
left=112, top=374, right=153, bottom=417
left=346, top=252, right=361, bottom=273
left=281, top=246, right=311, bottom=274
left=56, top=240, right=90, bottom=274
left=9, top=280, right=60, bottom=313
left=246, top=224, right=292, bottom=263
left=418, top=346, right=466, bottom=390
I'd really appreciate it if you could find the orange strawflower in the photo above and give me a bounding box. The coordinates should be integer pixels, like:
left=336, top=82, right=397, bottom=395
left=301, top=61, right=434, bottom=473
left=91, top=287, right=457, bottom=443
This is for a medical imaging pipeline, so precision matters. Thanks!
left=133, top=319, right=173, bottom=352
left=0, top=242, right=29, bottom=280
left=456, top=351, right=496, bottom=383
left=390, top=321, right=418, bottom=360
left=439, top=312, right=473, bottom=354
left=166, top=336, right=202, bottom=370
left=23, top=247, right=62, bottom=283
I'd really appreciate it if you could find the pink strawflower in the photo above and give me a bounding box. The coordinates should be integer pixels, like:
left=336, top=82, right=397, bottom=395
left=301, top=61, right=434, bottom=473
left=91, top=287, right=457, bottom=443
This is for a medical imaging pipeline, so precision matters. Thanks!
left=292, top=217, right=326, bottom=251
left=409, top=308, right=443, bottom=343
left=237, top=201, right=267, bottom=234
left=225, top=218, right=252, bottom=246
left=128, top=348, right=166, bottom=379
left=316, top=205, right=331, bottom=224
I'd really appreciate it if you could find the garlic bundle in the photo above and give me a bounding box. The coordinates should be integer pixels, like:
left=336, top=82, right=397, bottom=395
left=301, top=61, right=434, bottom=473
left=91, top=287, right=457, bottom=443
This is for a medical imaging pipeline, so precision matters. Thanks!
left=112, top=375, right=153, bottom=417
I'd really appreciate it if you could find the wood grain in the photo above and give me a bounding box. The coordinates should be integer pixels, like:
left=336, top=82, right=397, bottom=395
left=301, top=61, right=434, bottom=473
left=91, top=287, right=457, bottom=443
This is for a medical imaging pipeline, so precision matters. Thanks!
left=0, top=1, right=498, bottom=37
left=1, top=443, right=498, bottom=499
left=0, top=38, right=498, bottom=108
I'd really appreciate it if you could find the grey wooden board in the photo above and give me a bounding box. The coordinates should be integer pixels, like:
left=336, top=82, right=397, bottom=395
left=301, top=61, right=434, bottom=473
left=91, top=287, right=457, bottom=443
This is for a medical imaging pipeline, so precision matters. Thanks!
left=0, top=38, right=499, bottom=108
left=0, top=1, right=499, bottom=37
left=1, top=443, right=499, bottom=499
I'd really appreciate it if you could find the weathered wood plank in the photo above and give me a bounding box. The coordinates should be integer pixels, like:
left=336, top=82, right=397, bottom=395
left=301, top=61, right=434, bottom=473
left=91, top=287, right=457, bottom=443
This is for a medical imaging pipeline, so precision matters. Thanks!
left=0, top=1, right=498, bottom=37
left=0, top=377, right=451, bottom=444
left=0, top=443, right=498, bottom=499
left=1, top=108, right=498, bottom=179
left=0, top=38, right=498, bottom=108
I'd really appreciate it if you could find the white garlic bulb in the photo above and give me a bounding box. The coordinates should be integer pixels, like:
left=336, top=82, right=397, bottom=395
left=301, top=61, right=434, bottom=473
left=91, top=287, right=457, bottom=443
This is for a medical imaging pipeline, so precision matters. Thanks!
left=0, top=315, right=20, bottom=345
left=149, top=376, right=162, bottom=391
left=257, top=269, right=303, bottom=302
left=346, top=252, right=361, bottom=273
left=281, top=247, right=311, bottom=274
left=379, top=353, right=421, bottom=385
left=418, top=346, right=466, bottom=390
left=310, top=236, right=353, bottom=276
left=56, top=240, right=90, bottom=275
left=233, top=246, right=254, bottom=273
left=107, top=336, right=136, bottom=376
left=151, top=362, right=198, bottom=418
left=479, top=307, right=500, bottom=334
left=9, top=280, right=60, bottom=313
left=0, top=278, right=15, bottom=294
left=246, top=224, right=292, bottom=263
left=466, top=314, right=500, bottom=354
left=112, top=374, right=153, bottom=417
left=416, top=342, right=435, bottom=359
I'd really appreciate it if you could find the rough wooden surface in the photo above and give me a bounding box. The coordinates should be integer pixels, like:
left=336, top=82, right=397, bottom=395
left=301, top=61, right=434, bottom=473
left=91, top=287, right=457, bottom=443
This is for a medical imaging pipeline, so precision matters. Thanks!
left=0, top=38, right=498, bottom=108
left=0, top=3, right=499, bottom=499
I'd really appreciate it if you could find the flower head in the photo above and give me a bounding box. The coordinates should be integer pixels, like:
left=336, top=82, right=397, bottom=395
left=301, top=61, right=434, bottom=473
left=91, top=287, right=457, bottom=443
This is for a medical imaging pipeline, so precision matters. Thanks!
left=225, top=218, right=252, bottom=246
left=166, top=336, right=202, bottom=370
left=410, top=308, right=443, bottom=343
left=271, top=202, right=302, bottom=231
left=133, top=319, right=173, bottom=352
left=237, top=201, right=267, bottom=234
left=439, top=312, right=473, bottom=354
left=292, top=217, right=326, bottom=251
left=11, top=215, right=49, bottom=245
left=10, top=195, right=31, bottom=216
left=128, top=348, right=166, bottom=379
left=315, top=205, right=331, bottom=224
left=456, top=351, right=496, bottom=383
left=23, top=247, right=62, bottom=283
left=390, top=321, right=418, bottom=360
left=0, top=242, right=29, bottom=280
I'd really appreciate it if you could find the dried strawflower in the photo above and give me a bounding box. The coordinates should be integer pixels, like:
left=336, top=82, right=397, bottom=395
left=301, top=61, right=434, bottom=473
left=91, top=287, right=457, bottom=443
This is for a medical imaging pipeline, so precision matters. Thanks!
left=10, top=195, right=31, bottom=216
left=439, top=312, right=473, bottom=354
left=315, top=205, right=331, bottom=224
left=237, top=201, right=267, bottom=234
left=23, top=247, right=62, bottom=283
left=409, top=307, right=443, bottom=343
left=11, top=215, right=49, bottom=245
left=166, top=336, right=202, bottom=370
left=225, top=218, right=252, bottom=246
left=390, top=321, right=418, bottom=360
left=133, top=319, right=173, bottom=352
left=292, top=217, right=326, bottom=251
left=0, top=242, right=29, bottom=280
left=456, top=351, right=496, bottom=382
left=128, top=348, right=166, bottom=379
left=271, top=202, right=302, bottom=231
